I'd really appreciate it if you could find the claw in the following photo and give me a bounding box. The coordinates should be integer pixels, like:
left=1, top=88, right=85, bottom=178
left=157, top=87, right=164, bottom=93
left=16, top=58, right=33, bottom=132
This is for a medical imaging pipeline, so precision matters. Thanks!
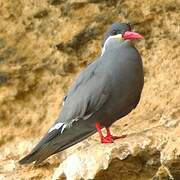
left=95, top=122, right=127, bottom=144
left=101, top=136, right=113, bottom=143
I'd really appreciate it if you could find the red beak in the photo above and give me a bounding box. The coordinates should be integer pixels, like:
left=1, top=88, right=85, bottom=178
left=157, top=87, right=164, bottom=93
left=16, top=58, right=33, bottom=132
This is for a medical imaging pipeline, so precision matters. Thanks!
left=122, top=31, right=143, bottom=40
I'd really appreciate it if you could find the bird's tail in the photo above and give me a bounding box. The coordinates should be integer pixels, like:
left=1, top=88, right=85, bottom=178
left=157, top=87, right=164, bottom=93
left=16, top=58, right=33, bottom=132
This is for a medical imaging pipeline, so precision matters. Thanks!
left=19, top=120, right=96, bottom=165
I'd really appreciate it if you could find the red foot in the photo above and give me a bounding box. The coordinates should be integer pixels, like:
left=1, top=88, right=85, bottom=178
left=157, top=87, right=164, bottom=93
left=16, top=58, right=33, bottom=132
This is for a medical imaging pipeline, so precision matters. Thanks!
left=95, top=122, right=127, bottom=144
left=101, top=136, right=113, bottom=143
left=101, top=135, right=127, bottom=143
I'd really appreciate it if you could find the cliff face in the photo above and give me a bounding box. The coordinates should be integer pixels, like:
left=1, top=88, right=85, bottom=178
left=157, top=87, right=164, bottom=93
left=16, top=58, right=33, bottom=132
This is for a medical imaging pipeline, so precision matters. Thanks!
left=0, top=0, right=180, bottom=179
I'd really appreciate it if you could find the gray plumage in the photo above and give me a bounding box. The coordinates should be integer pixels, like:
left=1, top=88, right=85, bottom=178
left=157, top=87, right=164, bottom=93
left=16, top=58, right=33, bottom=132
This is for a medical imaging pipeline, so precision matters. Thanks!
left=19, top=23, right=144, bottom=165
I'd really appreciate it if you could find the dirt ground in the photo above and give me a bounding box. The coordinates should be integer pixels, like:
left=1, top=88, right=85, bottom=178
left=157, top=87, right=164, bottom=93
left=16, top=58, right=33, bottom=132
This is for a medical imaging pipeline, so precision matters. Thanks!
left=0, top=0, right=180, bottom=179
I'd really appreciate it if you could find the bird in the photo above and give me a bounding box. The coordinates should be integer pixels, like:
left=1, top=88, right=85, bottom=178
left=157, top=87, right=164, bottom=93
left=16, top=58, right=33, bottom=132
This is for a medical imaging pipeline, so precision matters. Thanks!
left=19, top=23, right=144, bottom=165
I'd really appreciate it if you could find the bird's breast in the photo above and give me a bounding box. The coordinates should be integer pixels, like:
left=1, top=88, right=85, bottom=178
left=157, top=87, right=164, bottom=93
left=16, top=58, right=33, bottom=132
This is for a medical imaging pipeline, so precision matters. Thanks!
left=103, top=46, right=144, bottom=100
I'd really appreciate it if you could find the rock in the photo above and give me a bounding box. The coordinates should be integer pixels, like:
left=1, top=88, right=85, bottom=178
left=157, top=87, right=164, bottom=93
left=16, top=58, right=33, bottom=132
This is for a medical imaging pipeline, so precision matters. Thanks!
left=0, top=38, right=6, bottom=49
left=0, top=72, right=9, bottom=85
left=63, top=62, right=75, bottom=73
left=33, top=10, right=49, bottom=19
left=48, top=0, right=64, bottom=6
left=55, top=24, right=99, bottom=53
left=153, top=165, right=174, bottom=180
left=0, top=0, right=180, bottom=179
left=88, top=0, right=119, bottom=6
left=0, top=47, right=16, bottom=61
left=51, top=122, right=180, bottom=179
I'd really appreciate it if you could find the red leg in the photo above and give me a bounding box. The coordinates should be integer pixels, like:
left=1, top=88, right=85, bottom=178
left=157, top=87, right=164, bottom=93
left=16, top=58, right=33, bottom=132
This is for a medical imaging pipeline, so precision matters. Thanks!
left=95, top=122, right=127, bottom=143
left=95, top=122, right=113, bottom=143
left=106, top=128, right=127, bottom=140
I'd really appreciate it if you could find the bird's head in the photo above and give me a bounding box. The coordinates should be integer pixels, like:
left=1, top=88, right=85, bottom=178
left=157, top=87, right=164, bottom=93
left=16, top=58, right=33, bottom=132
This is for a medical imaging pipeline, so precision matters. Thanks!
left=102, top=23, right=143, bottom=47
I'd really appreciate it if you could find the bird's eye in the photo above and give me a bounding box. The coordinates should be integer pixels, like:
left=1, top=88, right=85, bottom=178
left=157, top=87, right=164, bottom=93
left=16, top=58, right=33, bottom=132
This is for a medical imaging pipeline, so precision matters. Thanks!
left=111, top=30, right=117, bottom=35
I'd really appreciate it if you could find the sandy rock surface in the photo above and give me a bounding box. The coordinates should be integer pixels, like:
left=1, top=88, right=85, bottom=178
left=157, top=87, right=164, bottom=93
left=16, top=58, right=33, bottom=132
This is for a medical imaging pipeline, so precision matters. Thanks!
left=0, top=0, right=180, bottom=179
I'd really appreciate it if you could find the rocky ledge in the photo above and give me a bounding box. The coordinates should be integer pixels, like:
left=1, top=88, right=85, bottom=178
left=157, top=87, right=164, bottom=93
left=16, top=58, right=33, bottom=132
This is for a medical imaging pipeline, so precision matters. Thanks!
left=0, top=0, right=180, bottom=179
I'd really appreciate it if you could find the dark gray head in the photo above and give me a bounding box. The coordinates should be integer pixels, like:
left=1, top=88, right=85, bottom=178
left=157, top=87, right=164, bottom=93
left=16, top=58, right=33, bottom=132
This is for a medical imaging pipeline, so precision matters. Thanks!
left=101, top=23, right=143, bottom=56
left=102, top=23, right=131, bottom=47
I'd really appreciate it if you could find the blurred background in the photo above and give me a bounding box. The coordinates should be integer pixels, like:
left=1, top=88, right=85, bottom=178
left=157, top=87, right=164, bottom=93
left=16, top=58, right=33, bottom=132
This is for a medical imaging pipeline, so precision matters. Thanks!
left=0, top=0, right=180, bottom=179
